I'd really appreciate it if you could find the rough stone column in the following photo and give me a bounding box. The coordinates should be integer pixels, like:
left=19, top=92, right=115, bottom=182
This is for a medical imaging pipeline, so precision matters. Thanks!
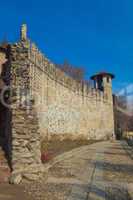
left=9, top=40, right=44, bottom=184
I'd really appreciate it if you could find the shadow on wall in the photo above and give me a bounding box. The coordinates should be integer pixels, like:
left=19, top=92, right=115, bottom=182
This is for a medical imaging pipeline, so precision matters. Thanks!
left=0, top=45, right=12, bottom=169
left=0, top=101, right=12, bottom=169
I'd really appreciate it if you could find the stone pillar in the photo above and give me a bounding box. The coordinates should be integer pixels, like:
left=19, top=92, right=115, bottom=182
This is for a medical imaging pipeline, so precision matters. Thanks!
left=9, top=40, right=44, bottom=184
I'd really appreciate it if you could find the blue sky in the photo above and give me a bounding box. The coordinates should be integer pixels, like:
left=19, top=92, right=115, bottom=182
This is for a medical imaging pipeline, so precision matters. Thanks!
left=0, top=0, right=133, bottom=93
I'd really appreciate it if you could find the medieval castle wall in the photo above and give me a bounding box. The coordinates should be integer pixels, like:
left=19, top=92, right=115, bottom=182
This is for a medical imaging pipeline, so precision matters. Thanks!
left=28, top=41, right=114, bottom=141
left=0, top=25, right=114, bottom=183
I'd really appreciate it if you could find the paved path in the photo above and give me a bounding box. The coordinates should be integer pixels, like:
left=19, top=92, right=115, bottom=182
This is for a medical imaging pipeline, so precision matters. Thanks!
left=45, top=141, right=133, bottom=200
left=1, top=141, right=133, bottom=200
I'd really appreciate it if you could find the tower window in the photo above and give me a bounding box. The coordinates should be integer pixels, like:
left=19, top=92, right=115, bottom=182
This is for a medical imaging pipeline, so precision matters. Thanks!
left=107, top=77, right=110, bottom=83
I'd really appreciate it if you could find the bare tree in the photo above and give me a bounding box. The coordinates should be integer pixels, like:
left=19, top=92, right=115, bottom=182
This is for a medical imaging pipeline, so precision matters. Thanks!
left=114, top=94, right=133, bottom=139
left=56, top=60, right=85, bottom=82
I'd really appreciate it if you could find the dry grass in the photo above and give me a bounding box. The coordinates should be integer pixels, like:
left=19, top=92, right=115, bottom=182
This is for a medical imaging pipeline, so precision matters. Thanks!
left=41, top=136, right=100, bottom=159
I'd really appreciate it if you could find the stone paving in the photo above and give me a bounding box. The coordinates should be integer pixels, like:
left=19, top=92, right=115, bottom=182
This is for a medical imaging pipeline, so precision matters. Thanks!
left=0, top=140, right=133, bottom=200
left=86, top=141, right=133, bottom=200
left=23, top=140, right=133, bottom=200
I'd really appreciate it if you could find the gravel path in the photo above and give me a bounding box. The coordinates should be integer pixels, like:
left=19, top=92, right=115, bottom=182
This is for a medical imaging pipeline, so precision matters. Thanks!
left=87, top=141, right=133, bottom=200
left=25, top=141, right=133, bottom=200
left=1, top=140, right=133, bottom=200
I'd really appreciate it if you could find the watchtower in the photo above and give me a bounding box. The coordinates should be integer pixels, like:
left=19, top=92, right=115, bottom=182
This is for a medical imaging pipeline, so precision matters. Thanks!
left=91, top=72, right=115, bottom=102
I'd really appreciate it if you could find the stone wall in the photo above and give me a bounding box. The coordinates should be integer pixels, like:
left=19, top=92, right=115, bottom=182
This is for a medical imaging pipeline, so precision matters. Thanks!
left=9, top=41, right=44, bottom=183
left=0, top=25, right=115, bottom=183
left=28, top=41, right=114, bottom=141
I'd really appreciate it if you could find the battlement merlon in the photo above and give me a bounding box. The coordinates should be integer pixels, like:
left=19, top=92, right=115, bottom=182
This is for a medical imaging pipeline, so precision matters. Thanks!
left=20, top=24, right=27, bottom=41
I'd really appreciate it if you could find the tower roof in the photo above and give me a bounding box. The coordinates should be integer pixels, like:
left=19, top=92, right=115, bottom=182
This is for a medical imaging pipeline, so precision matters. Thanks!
left=90, top=72, right=115, bottom=80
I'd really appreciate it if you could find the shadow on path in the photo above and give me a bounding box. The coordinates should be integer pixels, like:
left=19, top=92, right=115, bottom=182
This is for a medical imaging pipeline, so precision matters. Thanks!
left=95, top=160, right=133, bottom=174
